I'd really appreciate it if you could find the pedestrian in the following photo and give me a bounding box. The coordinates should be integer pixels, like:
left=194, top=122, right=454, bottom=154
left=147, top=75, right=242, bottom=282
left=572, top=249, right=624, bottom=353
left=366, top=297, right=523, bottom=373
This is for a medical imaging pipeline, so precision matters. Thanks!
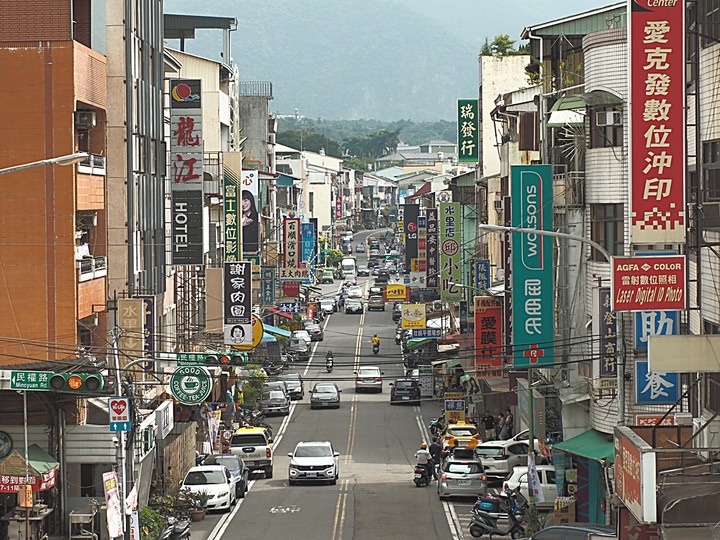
left=505, top=408, right=514, bottom=438
left=496, top=412, right=506, bottom=440
left=482, top=410, right=497, bottom=441
left=428, top=437, right=443, bottom=479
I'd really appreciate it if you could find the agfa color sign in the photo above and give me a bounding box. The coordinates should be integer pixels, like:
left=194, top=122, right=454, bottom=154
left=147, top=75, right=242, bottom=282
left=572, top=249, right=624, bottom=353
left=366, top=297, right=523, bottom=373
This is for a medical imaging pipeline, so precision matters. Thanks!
left=511, top=165, right=554, bottom=368
left=611, top=255, right=685, bottom=311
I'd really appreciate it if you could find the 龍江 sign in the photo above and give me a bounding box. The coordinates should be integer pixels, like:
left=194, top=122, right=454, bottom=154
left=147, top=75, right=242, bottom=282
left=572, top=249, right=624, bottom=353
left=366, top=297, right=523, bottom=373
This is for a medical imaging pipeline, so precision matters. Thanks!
left=612, top=255, right=685, bottom=311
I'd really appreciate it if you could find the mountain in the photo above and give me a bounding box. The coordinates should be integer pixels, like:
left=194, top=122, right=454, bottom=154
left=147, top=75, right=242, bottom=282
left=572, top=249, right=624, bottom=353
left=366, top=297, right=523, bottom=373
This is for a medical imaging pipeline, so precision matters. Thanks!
left=163, top=0, right=610, bottom=121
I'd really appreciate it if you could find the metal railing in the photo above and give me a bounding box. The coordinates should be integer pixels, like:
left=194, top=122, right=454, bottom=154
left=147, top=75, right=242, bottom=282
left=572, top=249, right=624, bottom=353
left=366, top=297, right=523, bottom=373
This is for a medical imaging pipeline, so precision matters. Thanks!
left=77, top=154, right=106, bottom=175
left=78, top=256, right=107, bottom=282
left=238, top=81, right=273, bottom=98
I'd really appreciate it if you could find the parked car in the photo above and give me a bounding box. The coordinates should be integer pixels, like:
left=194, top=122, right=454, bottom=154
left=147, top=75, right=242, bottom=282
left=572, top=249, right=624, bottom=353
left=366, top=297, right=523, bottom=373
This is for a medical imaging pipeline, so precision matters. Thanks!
left=229, top=426, right=274, bottom=478
left=288, top=440, right=340, bottom=485
left=321, top=268, right=335, bottom=284
left=181, top=465, right=238, bottom=512
left=291, top=330, right=312, bottom=346
left=357, top=264, right=370, bottom=276
left=527, top=524, right=616, bottom=539
left=437, top=457, right=487, bottom=500
left=262, top=380, right=289, bottom=397
left=304, top=321, right=324, bottom=341
left=258, top=389, right=291, bottom=416
left=320, top=298, right=336, bottom=314
left=355, top=243, right=366, bottom=253
left=202, top=454, right=249, bottom=498
left=310, top=382, right=341, bottom=409
left=368, top=295, right=385, bottom=311
left=355, top=366, right=384, bottom=393
left=504, top=465, right=556, bottom=510
left=278, top=373, right=304, bottom=400
left=474, top=440, right=530, bottom=480
left=508, top=429, right=543, bottom=453
left=345, top=298, right=364, bottom=314
left=287, top=336, right=310, bottom=362
left=389, top=378, right=421, bottom=404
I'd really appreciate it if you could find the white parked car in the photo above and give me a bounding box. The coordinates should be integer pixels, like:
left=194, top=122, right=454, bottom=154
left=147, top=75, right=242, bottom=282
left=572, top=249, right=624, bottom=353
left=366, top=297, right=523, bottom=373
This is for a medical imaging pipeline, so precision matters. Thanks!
left=291, top=330, right=312, bottom=346
left=181, top=465, right=238, bottom=512
left=504, top=465, right=557, bottom=510
left=474, top=440, right=529, bottom=480
left=508, top=429, right=542, bottom=453
left=288, top=441, right=340, bottom=485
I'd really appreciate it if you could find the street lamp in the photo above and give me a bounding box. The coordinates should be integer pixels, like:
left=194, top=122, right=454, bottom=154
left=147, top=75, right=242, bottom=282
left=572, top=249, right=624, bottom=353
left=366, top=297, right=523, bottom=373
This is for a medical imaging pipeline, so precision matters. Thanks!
left=0, top=152, right=89, bottom=176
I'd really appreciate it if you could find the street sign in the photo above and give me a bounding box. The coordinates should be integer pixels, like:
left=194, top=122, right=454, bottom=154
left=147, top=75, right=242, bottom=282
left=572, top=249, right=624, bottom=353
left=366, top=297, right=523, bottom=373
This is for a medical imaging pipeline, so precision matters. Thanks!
left=108, top=397, right=131, bottom=432
left=411, top=328, right=442, bottom=338
left=611, top=255, right=685, bottom=311
left=10, top=371, right=52, bottom=391
left=444, top=399, right=466, bottom=424
left=170, top=366, right=212, bottom=405
left=279, top=302, right=301, bottom=313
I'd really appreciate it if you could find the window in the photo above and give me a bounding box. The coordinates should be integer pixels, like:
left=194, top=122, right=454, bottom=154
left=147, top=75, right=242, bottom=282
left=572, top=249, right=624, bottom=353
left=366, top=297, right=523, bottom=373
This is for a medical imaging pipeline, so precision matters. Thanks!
left=703, top=139, right=720, bottom=201
left=589, top=106, right=623, bottom=148
left=701, top=0, right=720, bottom=48
left=590, top=204, right=624, bottom=261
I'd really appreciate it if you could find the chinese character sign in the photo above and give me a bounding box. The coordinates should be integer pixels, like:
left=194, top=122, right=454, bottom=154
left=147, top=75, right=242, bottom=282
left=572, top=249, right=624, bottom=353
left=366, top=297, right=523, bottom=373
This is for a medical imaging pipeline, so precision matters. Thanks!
left=241, top=170, right=260, bottom=255
left=612, top=255, right=685, bottom=311
left=474, top=296, right=503, bottom=375
left=224, top=261, right=253, bottom=346
left=335, top=196, right=343, bottom=220
left=224, top=154, right=242, bottom=262
left=598, top=287, right=618, bottom=386
left=301, top=222, right=315, bottom=266
left=261, top=267, right=275, bottom=305
left=634, top=310, right=677, bottom=351
left=284, top=218, right=300, bottom=268
left=426, top=208, right=439, bottom=289
left=118, top=298, right=144, bottom=360
left=630, top=1, right=685, bottom=243
left=635, top=360, right=679, bottom=405
left=474, top=258, right=491, bottom=292
left=439, top=202, right=462, bottom=302
left=511, top=165, right=554, bottom=368
left=457, top=99, right=479, bottom=163
left=169, top=80, right=203, bottom=191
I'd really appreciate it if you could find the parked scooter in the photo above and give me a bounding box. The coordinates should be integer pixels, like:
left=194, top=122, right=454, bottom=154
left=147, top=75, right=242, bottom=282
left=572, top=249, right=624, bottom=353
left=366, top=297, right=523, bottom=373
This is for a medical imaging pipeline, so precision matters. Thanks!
left=157, top=517, right=191, bottom=540
left=469, top=487, right=526, bottom=538
left=413, top=464, right=432, bottom=487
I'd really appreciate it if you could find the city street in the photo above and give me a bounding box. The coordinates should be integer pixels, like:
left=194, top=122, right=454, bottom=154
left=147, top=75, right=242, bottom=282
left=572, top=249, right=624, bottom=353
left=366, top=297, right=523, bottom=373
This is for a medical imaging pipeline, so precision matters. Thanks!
left=192, top=230, right=474, bottom=539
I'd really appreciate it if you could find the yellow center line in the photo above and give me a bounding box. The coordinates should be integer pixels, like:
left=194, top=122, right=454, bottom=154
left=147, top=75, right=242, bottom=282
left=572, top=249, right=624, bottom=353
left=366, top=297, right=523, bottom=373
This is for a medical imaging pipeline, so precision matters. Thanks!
left=344, top=395, right=357, bottom=464
left=332, top=479, right=349, bottom=540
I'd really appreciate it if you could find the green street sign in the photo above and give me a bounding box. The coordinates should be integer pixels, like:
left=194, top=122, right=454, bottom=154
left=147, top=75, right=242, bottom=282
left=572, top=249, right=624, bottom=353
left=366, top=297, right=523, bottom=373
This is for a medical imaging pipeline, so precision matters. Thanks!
left=177, top=352, right=247, bottom=367
left=170, top=366, right=212, bottom=405
left=177, top=353, right=207, bottom=366
left=10, top=371, right=52, bottom=391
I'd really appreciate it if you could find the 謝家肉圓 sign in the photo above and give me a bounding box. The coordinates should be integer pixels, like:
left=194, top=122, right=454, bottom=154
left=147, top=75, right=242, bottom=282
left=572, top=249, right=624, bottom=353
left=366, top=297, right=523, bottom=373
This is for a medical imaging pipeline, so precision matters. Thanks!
left=611, top=255, right=685, bottom=311
left=170, top=366, right=212, bottom=405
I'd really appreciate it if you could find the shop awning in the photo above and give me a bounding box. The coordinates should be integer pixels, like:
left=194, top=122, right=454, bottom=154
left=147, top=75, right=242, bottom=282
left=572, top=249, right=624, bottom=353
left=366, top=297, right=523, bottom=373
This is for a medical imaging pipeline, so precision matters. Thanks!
left=262, top=332, right=277, bottom=343
left=406, top=337, right=432, bottom=350
left=0, top=444, right=59, bottom=492
left=547, top=109, right=586, bottom=127
left=264, top=324, right=291, bottom=337
left=553, top=429, right=615, bottom=464
left=430, top=359, right=462, bottom=369
left=265, top=307, right=293, bottom=320
left=550, top=90, right=624, bottom=112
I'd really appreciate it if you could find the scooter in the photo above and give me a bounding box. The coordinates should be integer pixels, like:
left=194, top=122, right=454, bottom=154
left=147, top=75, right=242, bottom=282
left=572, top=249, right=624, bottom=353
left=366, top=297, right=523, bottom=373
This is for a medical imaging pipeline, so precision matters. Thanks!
left=429, top=416, right=445, bottom=437
left=413, top=464, right=432, bottom=487
left=395, top=328, right=402, bottom=345
left=157, top=516, right=191, bottom=540
left=468, top=487, right=526, bottom=538
left=326, top=356, right=334, bottom=373
left=372, top=343, right=380, bottom=355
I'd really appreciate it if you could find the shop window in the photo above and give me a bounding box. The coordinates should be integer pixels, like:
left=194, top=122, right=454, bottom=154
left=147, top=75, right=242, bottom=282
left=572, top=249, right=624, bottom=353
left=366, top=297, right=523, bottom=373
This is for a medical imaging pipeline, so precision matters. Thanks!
left=590, top=204, right=624, bottom=262
left=589, top=107, right=623, bottom=149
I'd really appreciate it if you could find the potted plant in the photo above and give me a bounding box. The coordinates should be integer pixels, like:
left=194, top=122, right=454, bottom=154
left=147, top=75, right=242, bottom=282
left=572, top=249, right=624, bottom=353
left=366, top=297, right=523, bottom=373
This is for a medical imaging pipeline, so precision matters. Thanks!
left=187, top=490, right=208, bottom=522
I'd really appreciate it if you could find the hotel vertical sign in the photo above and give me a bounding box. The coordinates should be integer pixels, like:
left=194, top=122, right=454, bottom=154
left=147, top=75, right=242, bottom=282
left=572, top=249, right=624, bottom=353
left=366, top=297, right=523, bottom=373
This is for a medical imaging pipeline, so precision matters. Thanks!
left=511, top=165, right=554, bottom=368
left=629, top=0, right=685, bottom=244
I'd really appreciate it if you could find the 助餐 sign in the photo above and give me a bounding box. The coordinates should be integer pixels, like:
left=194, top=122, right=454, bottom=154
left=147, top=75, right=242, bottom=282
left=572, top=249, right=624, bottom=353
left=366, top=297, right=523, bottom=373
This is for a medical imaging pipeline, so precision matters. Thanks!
left=611, top=255, right=685, bottom=311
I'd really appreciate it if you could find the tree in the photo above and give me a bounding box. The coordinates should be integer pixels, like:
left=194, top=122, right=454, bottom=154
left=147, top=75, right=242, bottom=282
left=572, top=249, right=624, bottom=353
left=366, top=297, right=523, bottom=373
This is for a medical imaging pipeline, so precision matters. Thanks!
left=480, top=34, right=524, bottom=57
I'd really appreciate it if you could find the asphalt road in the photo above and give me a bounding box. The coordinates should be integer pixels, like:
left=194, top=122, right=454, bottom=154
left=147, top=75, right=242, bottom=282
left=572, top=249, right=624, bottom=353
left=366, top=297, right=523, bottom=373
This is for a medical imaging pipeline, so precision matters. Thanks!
left=193, top=229, right=489, bottom=540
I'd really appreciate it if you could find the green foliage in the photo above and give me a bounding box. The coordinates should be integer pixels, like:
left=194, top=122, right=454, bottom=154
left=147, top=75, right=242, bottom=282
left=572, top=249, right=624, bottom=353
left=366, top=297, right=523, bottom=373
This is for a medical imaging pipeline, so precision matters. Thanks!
left=325, top=249, right=345, bottom=267
left=343, top=156, right=370, bottom=171
left=139, top=506, right=164, bottom=540
left=343, top=129, right=400, bottom=158
left=277, top=129, right=343, bottom=157
left=523, top=504, right=551, bottom=536
left=481, top=34, right=527, bottom=57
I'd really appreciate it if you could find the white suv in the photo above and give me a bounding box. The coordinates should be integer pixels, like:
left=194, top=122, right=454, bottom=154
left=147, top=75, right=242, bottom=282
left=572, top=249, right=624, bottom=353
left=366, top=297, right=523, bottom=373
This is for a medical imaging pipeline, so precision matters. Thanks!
left=474, top=440, right=529, bottom=480
left=288, top=441, right=340, bottom=485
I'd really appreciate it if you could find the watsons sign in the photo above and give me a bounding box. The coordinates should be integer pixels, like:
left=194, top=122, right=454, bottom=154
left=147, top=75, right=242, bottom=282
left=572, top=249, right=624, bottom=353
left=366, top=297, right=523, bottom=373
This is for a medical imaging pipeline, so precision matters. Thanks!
left=520, top=181, right=544, bottom=269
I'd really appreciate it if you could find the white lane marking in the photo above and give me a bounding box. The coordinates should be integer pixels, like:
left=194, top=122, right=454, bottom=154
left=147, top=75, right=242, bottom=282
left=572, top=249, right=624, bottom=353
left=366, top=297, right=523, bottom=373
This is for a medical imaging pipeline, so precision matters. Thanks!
left=442, top=500, right=465, bottom=540
left=344, top=395, right=358, bottom=464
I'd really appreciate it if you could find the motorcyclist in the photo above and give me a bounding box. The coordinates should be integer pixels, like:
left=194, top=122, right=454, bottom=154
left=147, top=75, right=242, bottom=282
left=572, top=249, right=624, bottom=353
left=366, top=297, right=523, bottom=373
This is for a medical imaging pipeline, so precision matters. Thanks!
left=326, top=350, right=334, bottom=366
left=372, top=334, right=380, bottom=348
left=414, top=442, right=433, bottom=483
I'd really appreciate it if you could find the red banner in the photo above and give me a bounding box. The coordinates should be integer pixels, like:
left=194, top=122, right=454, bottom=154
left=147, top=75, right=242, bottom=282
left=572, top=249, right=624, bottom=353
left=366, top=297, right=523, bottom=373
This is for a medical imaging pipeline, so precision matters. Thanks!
left=611, top=255, right=685, bottom=311
left=474, top=296, right=503, bottom=376
left=0, top=469, right=56, bottom=493
left=630, top=0, right=685, bottom=243
left=335, top=196, right=342, bottom=220
left=283, top=281, right=300, bottom=298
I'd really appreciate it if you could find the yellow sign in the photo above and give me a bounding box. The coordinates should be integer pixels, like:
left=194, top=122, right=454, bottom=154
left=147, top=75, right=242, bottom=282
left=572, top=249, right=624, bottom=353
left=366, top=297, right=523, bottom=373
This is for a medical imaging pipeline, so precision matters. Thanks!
left=445, top=410, right=466, bottom=425
left=232, top=315, right=264, bottom=351
left=401, top=303, right=426, bottom=329
left=385, top=284, right=408, bottom=301
left=18, top=484, right=32, bottom=508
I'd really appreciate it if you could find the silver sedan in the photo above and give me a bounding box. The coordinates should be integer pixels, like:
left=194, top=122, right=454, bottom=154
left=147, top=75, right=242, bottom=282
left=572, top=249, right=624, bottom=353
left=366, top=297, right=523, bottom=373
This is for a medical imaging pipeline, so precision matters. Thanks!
left=437, top=458, right=487, bottom=500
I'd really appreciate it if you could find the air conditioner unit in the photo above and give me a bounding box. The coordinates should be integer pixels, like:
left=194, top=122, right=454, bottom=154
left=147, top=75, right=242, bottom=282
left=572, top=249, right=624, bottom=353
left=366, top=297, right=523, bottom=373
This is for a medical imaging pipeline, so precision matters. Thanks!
left=74, top=111, right=97, bottom=128
left=78, top=213, right=98, bottom=227
left=493, top=199, right=504, bottom=212
left=596, top=111, right=622, bottom=127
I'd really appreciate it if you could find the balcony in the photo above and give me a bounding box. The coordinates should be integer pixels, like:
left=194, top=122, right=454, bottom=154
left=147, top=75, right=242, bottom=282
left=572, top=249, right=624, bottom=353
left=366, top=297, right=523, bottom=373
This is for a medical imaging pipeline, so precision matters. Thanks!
left=552, top=170, right=584, bottom=211
left=77, top=256, right=107, bottom=282
left=77, top=154, right=106, bottom=176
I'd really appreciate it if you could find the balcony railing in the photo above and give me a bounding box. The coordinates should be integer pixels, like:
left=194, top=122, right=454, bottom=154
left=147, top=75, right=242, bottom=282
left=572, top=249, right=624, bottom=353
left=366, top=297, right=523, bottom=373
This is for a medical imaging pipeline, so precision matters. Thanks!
left=553, top=170, right=585, bottom=210
left=77, top=154, right=106, bottom=176
left=77, top=256, right=107, bottom=282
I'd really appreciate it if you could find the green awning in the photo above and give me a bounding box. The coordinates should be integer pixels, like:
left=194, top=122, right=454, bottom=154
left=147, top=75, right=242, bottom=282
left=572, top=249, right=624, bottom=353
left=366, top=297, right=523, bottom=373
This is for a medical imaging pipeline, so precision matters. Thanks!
left=550, top=90, right=624, bottom=112
left=553, top=429, right=615, bottom=464
left=406, top=338, right=433, bottom=350
left=21, top=444, right=60, bottom=474
left=276, top=174, right=295, bottom=187
left=430, top=358, right=462, bottom=369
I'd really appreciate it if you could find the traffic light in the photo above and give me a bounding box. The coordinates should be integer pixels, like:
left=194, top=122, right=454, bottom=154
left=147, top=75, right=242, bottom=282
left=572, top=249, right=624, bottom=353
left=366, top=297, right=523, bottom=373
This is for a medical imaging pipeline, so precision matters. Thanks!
left=205, top=353, right=247, bottom=367
left=49, top=373, right=104, bottom=393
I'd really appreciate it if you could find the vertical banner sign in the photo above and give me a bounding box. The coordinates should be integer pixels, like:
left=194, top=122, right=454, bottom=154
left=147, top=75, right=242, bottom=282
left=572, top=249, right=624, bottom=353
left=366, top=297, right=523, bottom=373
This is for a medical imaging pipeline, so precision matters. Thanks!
left=457, top=99, right=479, bottom=163
left=474, top=296, right=503, bottom=376
left=138, top=296, right=155, bottom=370
left=301, top=222, right=315, bottom=284
left=635, top=360, right=679, bottom=405
left=170, top=79, right=204, bottom=265
left=511, top=165, right=554, bottom=368
left=223, top=152, right=242, bottom=262
left=426, top=208, right=439, bottom=288
left=417, top=214, right=427, bottom=261
left=403, top=204, right=420, bottom=271
left=103, top=471, right=124, bottom=539
left=475, top=259, right=491, bottom=292
left=224, top=261, right=253, bottom=346
left=635, top=310, right=677, bottom=351
left=598, top=287, right=618, bottom=389
left=241, top=170, right=260, bottom=255
left=310, top=217, right=319, bottom=267
left=284, top=218, right=300, bottom=268
left=118, top=299, right=143, bottom=361
left=439, top=203, right=462, bottom=301
left=630, top=0, right=685, bottom=243
left=261, top=267, right=276, bottom=305
left=335, top=196, right=343, bottom=220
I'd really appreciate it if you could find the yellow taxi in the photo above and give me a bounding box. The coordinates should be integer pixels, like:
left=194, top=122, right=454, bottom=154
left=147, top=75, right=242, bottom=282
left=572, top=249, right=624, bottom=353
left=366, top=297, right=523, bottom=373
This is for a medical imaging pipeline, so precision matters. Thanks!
left=441, top=421, right=481, bottom=450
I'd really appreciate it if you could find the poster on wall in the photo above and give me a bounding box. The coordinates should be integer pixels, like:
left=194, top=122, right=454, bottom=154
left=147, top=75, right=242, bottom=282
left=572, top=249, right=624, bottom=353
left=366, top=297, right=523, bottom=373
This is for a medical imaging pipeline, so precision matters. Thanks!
left=241, top=170, right=259, bottom=255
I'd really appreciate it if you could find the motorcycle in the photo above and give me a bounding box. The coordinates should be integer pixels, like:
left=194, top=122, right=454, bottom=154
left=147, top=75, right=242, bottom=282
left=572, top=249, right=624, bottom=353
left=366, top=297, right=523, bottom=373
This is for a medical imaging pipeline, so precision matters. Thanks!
left=372, top=343, right=380, bottom=355
left=326, top=356, right=334, bottom=373
left=413, top=464, right=432, bottom=487
left=157, top=516, right=191, bottom=540
left=469, top=487, right=526, bottom=538
left=429, top=416, right=445, bottom=437
left=395, top=328, right=402, bottom=345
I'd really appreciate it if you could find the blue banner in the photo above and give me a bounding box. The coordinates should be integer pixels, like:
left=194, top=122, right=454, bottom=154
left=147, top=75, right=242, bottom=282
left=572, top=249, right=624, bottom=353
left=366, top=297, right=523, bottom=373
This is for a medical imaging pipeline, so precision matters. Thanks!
left=301, top=223, right=315, bottom=264
left=261, top=268, right=275, bottom=305
left=511, top=165, right=554, bottom=368
left=474, top=258, right=490, bottom=292
left=634, top=310, right=678, bottom=351
left=635, top=360, right=679, bottom=404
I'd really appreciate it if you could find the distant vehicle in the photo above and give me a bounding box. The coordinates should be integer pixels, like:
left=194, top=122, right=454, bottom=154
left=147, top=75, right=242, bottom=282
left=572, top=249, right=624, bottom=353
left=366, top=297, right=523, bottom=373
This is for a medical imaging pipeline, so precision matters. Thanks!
left=347, top=286, right=363, bottom=298
left=310, top=382, right=342, bottom=409
left=303, top=321, right=324, bottom=341
left=258, top=389, right=291, bottom=416
left=320, top=298, right=336, bottom=314
left=201, top=454, right=249, bottom=499
left=321, top=268, right=335, bottom=284
left=287, top=335, right=310, bottom=361
left=355, top=243, right=366, bottom=253
left=367, top=295, right=385, bottom=311
left=278, top=373, right=304, bottom=400
left=287, top=440, right=340, bottom=485
left=368, top=285, right=384, bottom=298
left=369, top=249, right=381, bottom=258
left=355, top=366, right=384, bottom=393
left=389, top=378, right=420, bottom=404
left=341, top=256, right=357, bottom=276
left=475, top=440, right=530, bottom=480
left=357, top=264, right=370, bottom=277
left=437, top=457, right=487, bottom=500
left=345, top=298, right=363, bottom=314
left=291, top=330, right=312, bottom=345
left=504, top=465, right=556, bottom=510
left=229, top=427, right=274, bottom=478
left=181, top=465, right=238, bottom=512
left=392, top=303, right=402, bottom=322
